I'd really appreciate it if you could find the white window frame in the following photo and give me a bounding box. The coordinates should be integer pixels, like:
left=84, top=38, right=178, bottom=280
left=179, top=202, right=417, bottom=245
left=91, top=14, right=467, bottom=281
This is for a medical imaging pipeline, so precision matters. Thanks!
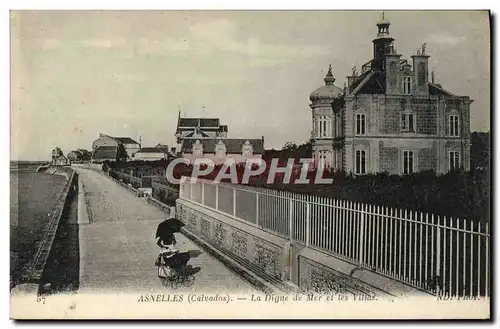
left=403, top=150, right=415, bottom=175
left=355, top=114, right=366, bottom=136
left=355, top=149, right=366, bottom=174
left=192, top=140, right=203, bottom=157
left=242, top=142, right=253, bottom=159
left=318, top=151, right=325, bottom=168
left=216, top=148, right=225, bottom=158
left=316, top=116, right=331, bottom=138
left=318, top=150, right=331, bottom=169
left=449, top=115, right=460, bottom=137
left=193, top=148, right=203, bottom=157
left=403, top=76, right=412, bottom=95
left=401, top=112, right=416, bottom=133
left=448, top=151, right=461, bottom=171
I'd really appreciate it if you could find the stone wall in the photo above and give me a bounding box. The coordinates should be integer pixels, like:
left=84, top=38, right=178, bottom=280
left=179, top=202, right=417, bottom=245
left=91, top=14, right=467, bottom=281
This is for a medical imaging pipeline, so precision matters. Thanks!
left=379, top=146, right=399, bottom=173
left=418, top=145, right=437, bottom=171
left=176, top=199, right=290, bottom=283
left=298, top=248, right=429, bottom=299
left=176, top=197, right=429, bottom=298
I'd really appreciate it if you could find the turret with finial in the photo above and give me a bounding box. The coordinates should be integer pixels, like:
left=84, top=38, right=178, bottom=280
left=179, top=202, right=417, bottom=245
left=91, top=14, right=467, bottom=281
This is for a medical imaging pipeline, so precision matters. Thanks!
left=324, top=64, right=336, bottom=85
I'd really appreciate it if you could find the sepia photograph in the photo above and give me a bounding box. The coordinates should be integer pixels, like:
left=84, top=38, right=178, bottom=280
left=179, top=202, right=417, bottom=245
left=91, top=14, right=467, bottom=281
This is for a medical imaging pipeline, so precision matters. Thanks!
left=9, top=9, right=491, bottom=319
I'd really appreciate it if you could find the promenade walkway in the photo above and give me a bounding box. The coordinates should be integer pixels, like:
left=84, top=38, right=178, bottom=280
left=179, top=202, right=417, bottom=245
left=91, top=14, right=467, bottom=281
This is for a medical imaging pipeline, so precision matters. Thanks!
left=75, top=168, right=257, bottom=294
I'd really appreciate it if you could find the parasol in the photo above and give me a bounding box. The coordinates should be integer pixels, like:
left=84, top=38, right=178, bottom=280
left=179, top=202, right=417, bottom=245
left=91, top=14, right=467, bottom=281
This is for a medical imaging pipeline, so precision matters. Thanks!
left=155, top=217, right=185, bottom=238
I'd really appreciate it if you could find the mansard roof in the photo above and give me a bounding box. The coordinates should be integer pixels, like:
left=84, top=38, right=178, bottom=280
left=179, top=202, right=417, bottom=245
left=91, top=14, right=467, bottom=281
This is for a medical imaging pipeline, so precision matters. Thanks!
left=112, top=137, right=139, bottom=144
left=350, top=70, right=386, bottom=95
left=136, top=147, right=168, bottom=153
left=428, top=83, right=457, bottom=97
left=178, top=118, right=220, bottom=128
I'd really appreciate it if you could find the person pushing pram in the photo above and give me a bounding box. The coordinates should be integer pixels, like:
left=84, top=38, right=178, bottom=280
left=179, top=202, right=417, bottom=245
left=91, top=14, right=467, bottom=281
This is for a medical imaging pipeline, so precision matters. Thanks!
left=154, top=217, right=194, bottom=285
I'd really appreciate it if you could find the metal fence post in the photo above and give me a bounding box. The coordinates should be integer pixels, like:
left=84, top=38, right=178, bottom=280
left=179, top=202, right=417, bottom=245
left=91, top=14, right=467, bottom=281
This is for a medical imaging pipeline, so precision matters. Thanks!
left=215, top=184, right=219, bottom=211
left=179, top=180, right=184, bottom=199
left=233, top=186, right=236, bottom=217
left=358, top=203, right=365, bottom=266
left=289, top=199, right=293, bottom=241
left=306, top=202, right=310, bottom=247
left=189, top=179, right=193, bottom=200
left=255, top=192, right=259, bottom=228
left=201, top=181, right=205, bottom=205
left=436, top=216, right=441, bottom=296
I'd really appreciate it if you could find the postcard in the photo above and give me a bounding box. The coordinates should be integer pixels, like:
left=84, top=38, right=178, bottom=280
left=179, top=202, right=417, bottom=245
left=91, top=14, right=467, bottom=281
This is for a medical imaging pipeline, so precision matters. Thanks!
left=10, top=9, right=491, bottom=319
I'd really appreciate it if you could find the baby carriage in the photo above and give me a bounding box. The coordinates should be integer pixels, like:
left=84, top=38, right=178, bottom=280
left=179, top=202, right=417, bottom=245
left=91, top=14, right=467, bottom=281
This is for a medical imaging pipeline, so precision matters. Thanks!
left=155, top=251, right=195, bottom=288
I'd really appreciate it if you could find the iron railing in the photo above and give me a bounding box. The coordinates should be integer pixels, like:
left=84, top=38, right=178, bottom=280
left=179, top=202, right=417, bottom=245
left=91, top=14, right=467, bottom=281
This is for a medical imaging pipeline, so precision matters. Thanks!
left=179, top=177, right=490, bottom=297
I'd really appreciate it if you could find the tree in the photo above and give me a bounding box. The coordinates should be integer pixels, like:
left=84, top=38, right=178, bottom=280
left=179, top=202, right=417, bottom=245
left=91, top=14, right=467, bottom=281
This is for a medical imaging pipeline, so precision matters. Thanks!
left=117, top=144, right=128, bottom=161
left=282, top=142, right=298, bottom=151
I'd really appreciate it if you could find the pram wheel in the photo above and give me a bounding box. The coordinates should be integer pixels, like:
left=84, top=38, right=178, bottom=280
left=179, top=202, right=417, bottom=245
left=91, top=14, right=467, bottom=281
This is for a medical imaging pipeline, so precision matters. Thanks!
left=171, top=276, right=183, bottom=290
left=160, top=277, right=170, bottom=288
left=183, top=275, right=195, bottom=287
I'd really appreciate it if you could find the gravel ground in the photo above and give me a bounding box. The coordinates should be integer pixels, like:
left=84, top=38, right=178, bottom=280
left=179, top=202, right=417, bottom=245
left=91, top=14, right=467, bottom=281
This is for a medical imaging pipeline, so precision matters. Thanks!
left=75, top=168, right=257, bottom=294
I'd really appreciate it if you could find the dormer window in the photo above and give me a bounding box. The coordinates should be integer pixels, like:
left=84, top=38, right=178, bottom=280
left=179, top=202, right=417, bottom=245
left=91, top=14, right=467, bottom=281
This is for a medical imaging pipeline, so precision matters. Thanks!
left=242, top=141, right=253, bottom=158
left=403, top=76, right=412, bottom=95
left=215, top=140, right=226, bottom=158
left=192, top=140, right=203, bottom=157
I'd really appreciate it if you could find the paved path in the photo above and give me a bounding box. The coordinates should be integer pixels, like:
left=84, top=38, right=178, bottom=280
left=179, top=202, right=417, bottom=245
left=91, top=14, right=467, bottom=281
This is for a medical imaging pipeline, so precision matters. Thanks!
left=75, top=168, right=257, bottom=294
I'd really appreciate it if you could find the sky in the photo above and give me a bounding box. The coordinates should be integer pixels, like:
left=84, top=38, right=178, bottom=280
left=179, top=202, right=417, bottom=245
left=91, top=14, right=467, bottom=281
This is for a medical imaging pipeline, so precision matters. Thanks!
left=10, top=10, right=490, bottom=161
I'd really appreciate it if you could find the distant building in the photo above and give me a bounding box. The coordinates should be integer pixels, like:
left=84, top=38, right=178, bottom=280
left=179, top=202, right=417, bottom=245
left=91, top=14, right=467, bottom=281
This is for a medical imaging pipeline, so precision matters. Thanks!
left=175, top=114, right=228, bottom=153
left=309, top=14, right=472, bottom=174
left=92, top=134, right=141, bottom=159
left=51, top=147, right=63, bottom=163
left=67, top=149, right=91, bottom=163
left=77, top=149, right=92, bottom=159
left=180, top=138, right=265, bottom=165
left=133, top=146, right=169, bottom=161
left=54, top=155, right=70, bottom=166
left=175, top=113, right=265, bottom=164
left=154, top=143, right=169, bottom=151
left=91, top=146, right=126, bottom=163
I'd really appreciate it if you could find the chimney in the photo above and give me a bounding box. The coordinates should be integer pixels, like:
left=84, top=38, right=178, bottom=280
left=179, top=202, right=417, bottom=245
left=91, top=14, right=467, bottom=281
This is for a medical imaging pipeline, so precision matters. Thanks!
left=385, top=51, right=402, bottom=95
left=411, top=43, right=430, bottom=95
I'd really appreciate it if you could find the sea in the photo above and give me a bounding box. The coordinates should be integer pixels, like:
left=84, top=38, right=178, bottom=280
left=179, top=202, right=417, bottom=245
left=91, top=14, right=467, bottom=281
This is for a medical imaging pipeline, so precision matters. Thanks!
left=10, top=161, right=67, bottom=277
